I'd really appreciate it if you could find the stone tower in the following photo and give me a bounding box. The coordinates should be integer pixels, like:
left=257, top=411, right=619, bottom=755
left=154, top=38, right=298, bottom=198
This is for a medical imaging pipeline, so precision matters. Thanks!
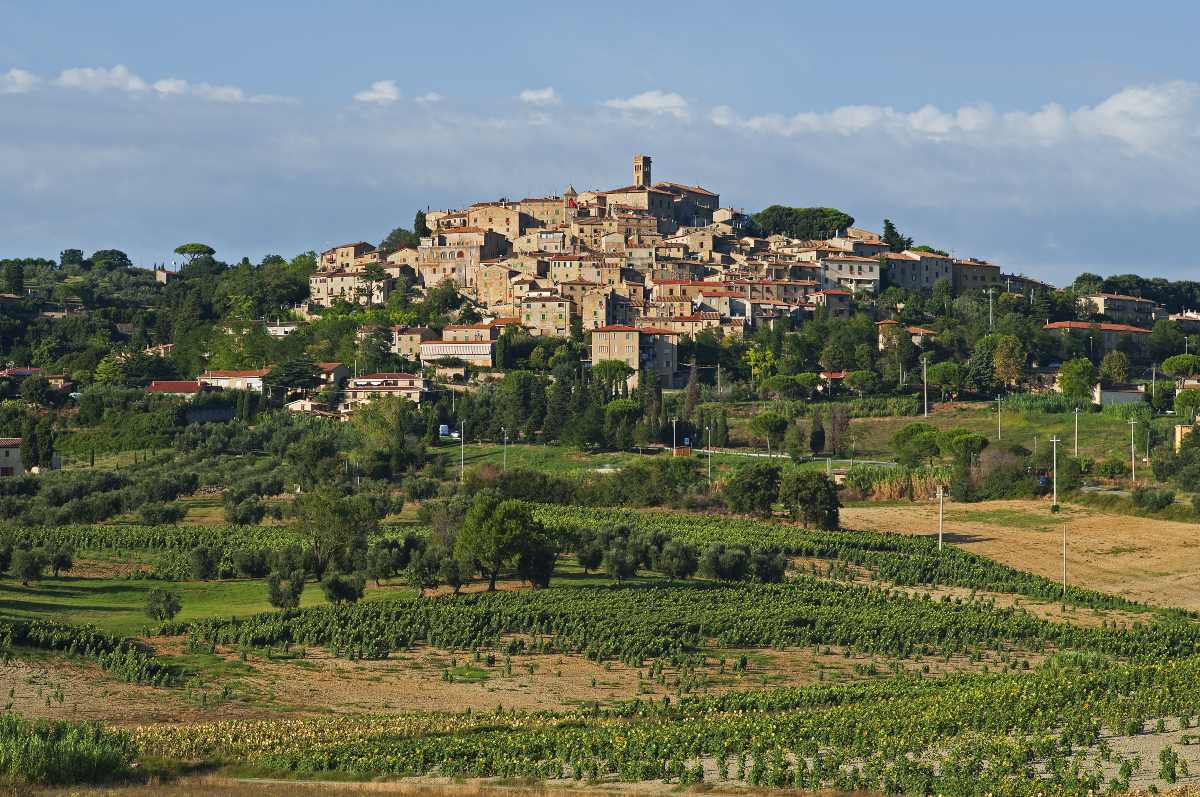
left=633, top=154, right=652, bottom=188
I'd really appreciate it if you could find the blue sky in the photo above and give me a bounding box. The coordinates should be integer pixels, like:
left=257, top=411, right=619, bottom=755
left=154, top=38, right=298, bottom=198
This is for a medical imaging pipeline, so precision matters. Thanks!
left=3, top=1, right=1200, bottom=284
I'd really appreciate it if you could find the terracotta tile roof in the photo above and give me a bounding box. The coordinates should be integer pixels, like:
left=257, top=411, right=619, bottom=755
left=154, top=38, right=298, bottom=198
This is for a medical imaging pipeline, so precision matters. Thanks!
left=1043, top=321, right=1150, bottom=334
left=147, top=380, right=202, bottom=393
left=200, top=369, right=270, bottom=378
left=0, top=438, right=20, bottom=447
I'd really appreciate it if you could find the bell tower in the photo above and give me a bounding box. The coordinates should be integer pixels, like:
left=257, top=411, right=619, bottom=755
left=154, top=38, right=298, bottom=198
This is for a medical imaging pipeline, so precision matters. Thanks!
left=633, top=154, right=652, bottom=188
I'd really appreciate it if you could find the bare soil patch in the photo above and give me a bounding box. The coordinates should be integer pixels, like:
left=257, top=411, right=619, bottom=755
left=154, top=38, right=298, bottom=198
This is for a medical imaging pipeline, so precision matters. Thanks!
left=841, top=498, right=1200, bottom=610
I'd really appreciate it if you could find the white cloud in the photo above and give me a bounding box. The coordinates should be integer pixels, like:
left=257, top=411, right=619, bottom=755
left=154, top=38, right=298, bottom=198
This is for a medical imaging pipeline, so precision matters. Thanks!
left=604, top=90, right=689, bottom=120
left=1, top=68, right=39, bottom=94
left=49, top=64, right=292, bottom=103
left=354, top=79, right=400, bottom=105
left=710, top=81, right=1200, bottom=155
left=57, top=64, right=149, bottom=92
left=414, top=92, right=443, bottom=105
left=519, top=87, right=560, bottom=107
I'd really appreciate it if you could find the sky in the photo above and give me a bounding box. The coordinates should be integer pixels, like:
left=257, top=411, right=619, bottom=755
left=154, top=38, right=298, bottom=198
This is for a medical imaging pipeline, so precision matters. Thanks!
left=2, top=1, right=1200, bottom=285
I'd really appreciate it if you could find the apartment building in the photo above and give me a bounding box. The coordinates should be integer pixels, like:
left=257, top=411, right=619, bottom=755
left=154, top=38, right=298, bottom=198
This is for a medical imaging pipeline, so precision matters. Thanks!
left=589, top=324, right=680, bottom=388
left=951, top=258, right=1002, bottom=293
left=1080, top=293, right=1165, bottom=327
left=385, top=326, right=437, bottom=359
left=309, top=271, right=392, bottom=307
left=880, top=250, right=953, bottom=292
left=520, top=296, right=573, bottom=337
left=516, top=196, right=571, bottom=229
left=416, top=228, right=506, bottom=290
left=819, top=255, right=881, bottom=293
left=467, top=203, right=526, bottom=240
left=1042, top=321, right=1151, bottom=354
left=319, top=242, right=376, bottom=272
left=339, top=373, right=430, bottom=412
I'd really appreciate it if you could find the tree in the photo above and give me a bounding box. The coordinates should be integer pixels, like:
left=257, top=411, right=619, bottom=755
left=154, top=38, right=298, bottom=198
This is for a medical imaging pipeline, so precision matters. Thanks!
left=1058, top=357, right=1096, bottom=405
left=927, top=361, right=965, bottom=400
left=723, top=462, right=781, bottom=517
left=1175, top=389, right=1200, bottom=422
left=779, top=471, right=841, bottom=529
left=188, top=545, right=218, bottom=580
left=19, top=376, right=56, bottom=408
left=749, top=411, right=788, bottom=453
left=47, top=545, right=73, bottom=578
left=654, top=540, right=699, bottom=581
left=700, top=543, right=750, bottom=582
left=809, top=411, right=826, bottom=455
left=844, top=369, right=879, bottom=396
left=11, top=548, right=44, bottom=586
left=1162, top=354, right=1200, bottom=377
left=266, top=569, right=306, bottom=609
left=406, top=547, right=443, bottom=596
left=827, top=406, right=851, bottom=456
left=265, top=357, right=321, bottom=392
left=681, top=361, right=699, bottom=422
left=321, top=572, right=366, bottom=604
left=455, top=493, right=543, bottom=590
left=295, top=487, right=378, bottom=578
left=174, top=243, right=215, bottom=263
left=751, top=548, right=789, bottom=583
left=592, top=360, right=633, bottom=396
left=1099, top=350, right=1130, bottom=385
left=2, top=261, right=23, bottom=295
left=603, top=543, right=639, bottom=584
left=414, top=210, right=430, bottom=237
left=991, top=335, right=1026, bottom=388
left=882, top=219, right=914, bottom=253
left=891, top=422, right=941, bottom=467
left=750, top=206, right=853, bottom=239
left=144, top=588, right=182, bottom=622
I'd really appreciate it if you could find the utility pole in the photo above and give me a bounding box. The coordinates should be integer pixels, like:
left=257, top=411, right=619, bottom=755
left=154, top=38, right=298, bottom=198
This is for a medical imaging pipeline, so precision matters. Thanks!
left=986, top=287, right=994, bottom=330
left=671, top=417, right=677, bottom=455
left=460, top=421, right=465, bottom=482
left=922, top=355, right=929, bottom=417
left=501, top=427, right=508, bottom=471
left=996, top=395, right=1002, bottom=440
left=1129, top=419, right=1138, bottom=482
left=937, top=485, right=944, bottom=552
left=706, top=425, right=712, bottom=485
left=1050, top=435, right=1060, bottom=506
left=1073, top=407, right=1079, bottom=457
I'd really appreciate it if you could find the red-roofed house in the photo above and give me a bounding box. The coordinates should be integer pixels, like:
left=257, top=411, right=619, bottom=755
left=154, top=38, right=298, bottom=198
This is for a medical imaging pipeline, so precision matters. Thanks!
left=146, top=380, right=204, bottom=398
left=339, top=372, right=430, bottom=412
left=198, top=369, right=270, bottom=392
left=1043, top=321, right=1150, bottom=355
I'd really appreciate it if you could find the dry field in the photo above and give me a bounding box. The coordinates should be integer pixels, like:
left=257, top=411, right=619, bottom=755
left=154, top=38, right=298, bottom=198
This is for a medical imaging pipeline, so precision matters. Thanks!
left=842, top=498, right=1200, bottom=610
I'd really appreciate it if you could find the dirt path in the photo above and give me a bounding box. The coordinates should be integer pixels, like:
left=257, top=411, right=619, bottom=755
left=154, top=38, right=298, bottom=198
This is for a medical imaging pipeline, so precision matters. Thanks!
left=842, top=498, right=1200, bottom=610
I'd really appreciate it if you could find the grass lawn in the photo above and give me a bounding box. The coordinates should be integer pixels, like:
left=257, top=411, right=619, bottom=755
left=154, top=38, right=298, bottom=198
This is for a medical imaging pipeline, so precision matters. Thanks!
left=0, top=575, right=406, bottom=636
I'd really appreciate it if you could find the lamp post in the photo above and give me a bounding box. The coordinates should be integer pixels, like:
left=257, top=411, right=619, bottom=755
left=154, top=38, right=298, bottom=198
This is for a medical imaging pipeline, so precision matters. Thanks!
left=671, top=417, right=677, bottom=455
left=1129, top=419, right=1138, bottom=482
left=996, top=395, right=1002, bottom=440
left=459, top=421, right=465, bottom=482
left=501, top=427, right=508, bottom=471
left=986, top=287, right=994, bottom=330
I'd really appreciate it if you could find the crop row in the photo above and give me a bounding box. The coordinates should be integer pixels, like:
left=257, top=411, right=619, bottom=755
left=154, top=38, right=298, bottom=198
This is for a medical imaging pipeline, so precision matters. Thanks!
left=132, top=654, right=1200, bottom=794
left=529, top=504, right=1144, bottom=611
left=0, top=618, right=176, bottom=686
left=178, top=576, right=1199, bottom=663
